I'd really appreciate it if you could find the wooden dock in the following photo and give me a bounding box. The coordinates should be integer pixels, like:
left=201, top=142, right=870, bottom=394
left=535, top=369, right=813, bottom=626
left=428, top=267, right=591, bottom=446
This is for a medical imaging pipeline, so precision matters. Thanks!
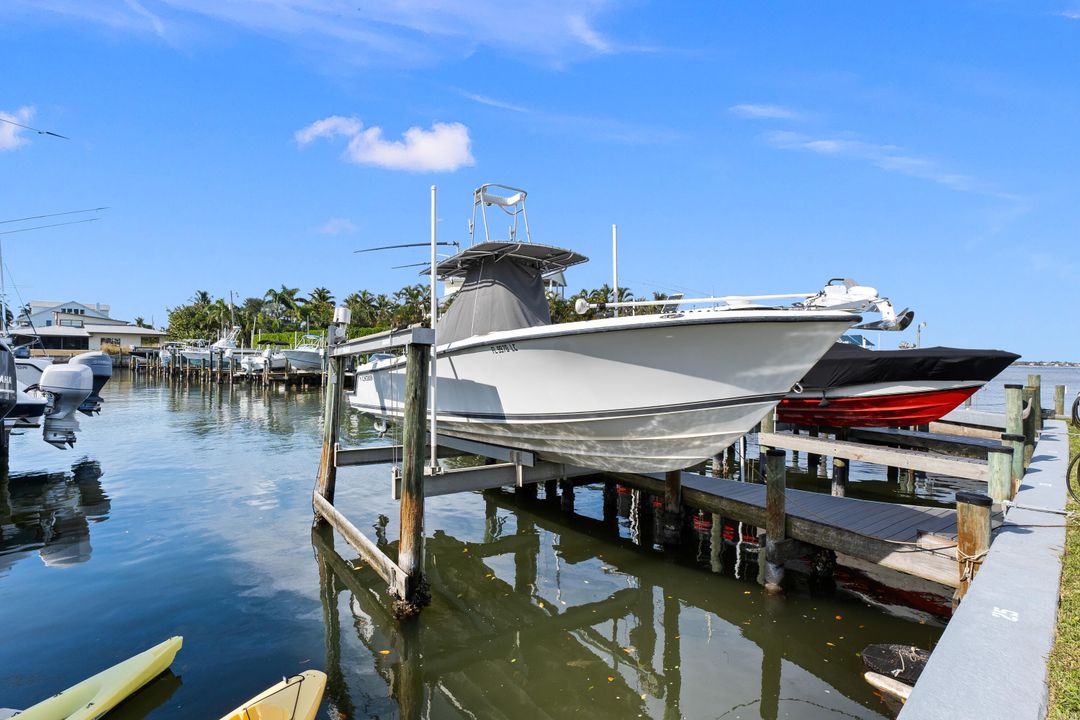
left=612, top=469, right=965, bottom=588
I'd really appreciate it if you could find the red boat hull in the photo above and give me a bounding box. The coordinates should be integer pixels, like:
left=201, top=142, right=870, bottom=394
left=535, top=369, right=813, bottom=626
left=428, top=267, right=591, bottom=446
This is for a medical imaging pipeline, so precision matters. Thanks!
left=777, top=386, right=980, bottom=428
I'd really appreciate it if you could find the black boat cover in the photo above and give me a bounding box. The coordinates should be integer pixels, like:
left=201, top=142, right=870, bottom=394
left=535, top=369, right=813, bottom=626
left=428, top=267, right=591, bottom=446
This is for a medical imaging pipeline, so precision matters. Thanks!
left=799, top=344, right=1020, bottom=390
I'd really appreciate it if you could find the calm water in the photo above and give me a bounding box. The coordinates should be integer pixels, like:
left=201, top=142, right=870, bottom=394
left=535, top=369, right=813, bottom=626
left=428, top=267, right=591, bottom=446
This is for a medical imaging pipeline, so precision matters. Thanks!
left=2, top=373, right=952, bottom=719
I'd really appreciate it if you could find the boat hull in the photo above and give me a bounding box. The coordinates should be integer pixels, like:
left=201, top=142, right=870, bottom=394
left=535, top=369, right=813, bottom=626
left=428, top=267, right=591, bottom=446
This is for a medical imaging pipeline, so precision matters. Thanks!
left=281, top=349, right=324, bottom=371
left=778, top=381, right=983, bottom=428
left=351, top=312, right=853, bottom=472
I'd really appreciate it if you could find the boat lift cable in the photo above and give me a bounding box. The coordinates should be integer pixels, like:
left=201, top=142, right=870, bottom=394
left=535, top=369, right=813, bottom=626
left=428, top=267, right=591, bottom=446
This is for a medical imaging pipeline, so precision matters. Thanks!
left=0, top=217, right=99, bottom=235
left=0, top=115, right=69, bottom=139
left=0, top=207, right=108, bottom=225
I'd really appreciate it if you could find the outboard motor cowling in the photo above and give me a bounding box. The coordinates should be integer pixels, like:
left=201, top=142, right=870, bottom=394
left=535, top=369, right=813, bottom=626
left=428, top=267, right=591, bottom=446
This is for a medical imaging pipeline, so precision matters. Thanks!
left=70, top=351, right=113, bottom=415
left=38, top=364, right=93, bottom=448
left=0, top=341, right=18, bottom=421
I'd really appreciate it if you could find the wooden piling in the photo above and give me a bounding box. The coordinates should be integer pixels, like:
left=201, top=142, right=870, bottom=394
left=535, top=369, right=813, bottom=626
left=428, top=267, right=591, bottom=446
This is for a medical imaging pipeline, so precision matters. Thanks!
left=1022, top=385, right=1036, bottom=466
left=1028, top=373, right=1042, bottom=430
left=954, top=491, right=991, bottom=602
left=806, top=427, right=820, bottom=474
left=663, top=469, right=682, bottom=547
left=1002, top=433, right=1025, bottom=497
left=1004, top=384, right=1024, bottom=437
left=986, top=446, right=1013, bottom=502
left=559, top=478, right=575, bottom=513
left=831, top=459, right=848, bottom=497
left=1055, top=384, right=1066, bottom=417
left=763, top=448, right=786, bottom=593
left=395, top=340, right=431, bottom=618
left=313, top=352, right=345, bottom=523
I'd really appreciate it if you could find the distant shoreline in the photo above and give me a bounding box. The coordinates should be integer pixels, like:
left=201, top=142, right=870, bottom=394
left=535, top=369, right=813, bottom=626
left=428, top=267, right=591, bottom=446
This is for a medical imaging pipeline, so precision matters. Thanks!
left=1014, top=362, right=1080, bottom=368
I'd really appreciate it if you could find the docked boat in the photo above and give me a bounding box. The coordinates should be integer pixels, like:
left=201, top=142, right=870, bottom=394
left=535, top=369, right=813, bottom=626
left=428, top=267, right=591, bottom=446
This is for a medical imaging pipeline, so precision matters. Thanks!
left=777, top=342, right=1020, bottom=428
left=280, top=334, right=325, bottom=372
left=350, top=184, right=869, bottom=473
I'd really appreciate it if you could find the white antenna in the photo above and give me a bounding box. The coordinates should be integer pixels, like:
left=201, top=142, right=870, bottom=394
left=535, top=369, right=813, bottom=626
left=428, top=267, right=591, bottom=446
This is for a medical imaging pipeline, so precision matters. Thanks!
left=430, top=185, right=439, bottom=473
left=611, top=224, right=619, bottom=318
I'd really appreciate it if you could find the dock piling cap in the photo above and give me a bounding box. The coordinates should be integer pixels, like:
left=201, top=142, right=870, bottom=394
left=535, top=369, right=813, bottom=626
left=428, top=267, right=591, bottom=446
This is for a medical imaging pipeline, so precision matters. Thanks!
left=955, top=491, right=992, bottom=507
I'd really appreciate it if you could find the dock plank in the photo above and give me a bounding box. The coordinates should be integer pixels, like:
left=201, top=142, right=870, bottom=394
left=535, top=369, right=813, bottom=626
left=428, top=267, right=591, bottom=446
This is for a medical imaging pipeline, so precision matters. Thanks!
left=759, top=432, right=989, bottom=481
left=631, top=470, right=963, bottom=588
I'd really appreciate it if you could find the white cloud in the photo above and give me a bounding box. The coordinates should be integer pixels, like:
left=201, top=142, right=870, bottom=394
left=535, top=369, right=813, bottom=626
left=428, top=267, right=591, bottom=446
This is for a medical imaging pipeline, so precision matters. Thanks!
left=294, top=115, right=362, bottom=145
left=317, top=218, right=357, bottom=235
left=0, top=106, right=35, bottom=151
left=1060, top=10, right=1080, bottom=19
left=296, top=116, right=475, bottom=172
left=567, top=14, right=611, bottom=53
left=460, top=92, right=528, bottom=113
left=4, top=0, right=637, bottom=66
left=729, top=103, right=799, bottom=120
left=764, top=130, right=980, bottom=193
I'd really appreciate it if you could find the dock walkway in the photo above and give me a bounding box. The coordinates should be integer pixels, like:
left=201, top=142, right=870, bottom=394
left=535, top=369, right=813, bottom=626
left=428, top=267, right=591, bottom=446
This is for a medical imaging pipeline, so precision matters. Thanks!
left=615, top=470, right=963, bottom=587
left=899, top=420, right=1070, bottom=718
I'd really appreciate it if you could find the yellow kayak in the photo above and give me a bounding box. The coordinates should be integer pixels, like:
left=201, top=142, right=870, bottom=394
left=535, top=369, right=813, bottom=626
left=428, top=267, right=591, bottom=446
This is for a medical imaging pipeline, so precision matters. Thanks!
left=219, top=670, right=327, bottom=720
left=16, top=636, right=182, bottom=720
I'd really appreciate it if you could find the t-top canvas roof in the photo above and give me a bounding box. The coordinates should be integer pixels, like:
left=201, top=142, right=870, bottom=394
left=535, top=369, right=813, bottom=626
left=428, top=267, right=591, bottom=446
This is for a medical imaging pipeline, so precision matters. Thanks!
left=429, top=241, right=588, bottom=280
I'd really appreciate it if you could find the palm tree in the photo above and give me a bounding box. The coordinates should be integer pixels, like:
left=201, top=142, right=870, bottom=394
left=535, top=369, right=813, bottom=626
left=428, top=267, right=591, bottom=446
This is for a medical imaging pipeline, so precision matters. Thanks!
left=344, top=290, right=377, bottom=327
left=133, top=316, right=146, bottom=328
left=192, top=290, right=212, bottom=306
left=309, top=287, right=334, bottom=306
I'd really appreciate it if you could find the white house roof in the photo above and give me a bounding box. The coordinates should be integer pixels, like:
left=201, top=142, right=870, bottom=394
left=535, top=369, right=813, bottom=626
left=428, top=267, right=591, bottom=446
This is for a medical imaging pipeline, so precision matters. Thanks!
left=13, top=326, right=90, bottom=338
left=13, top=324, right=166, bottom=337
left=83, top=324, right=167, bottom=335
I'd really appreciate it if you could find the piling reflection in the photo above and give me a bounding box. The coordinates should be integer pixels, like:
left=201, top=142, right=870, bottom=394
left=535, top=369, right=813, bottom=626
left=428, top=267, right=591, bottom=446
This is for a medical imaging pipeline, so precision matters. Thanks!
left=0, top=459, right=108, bottom=573
left=313, top=483, right=936, bottom=719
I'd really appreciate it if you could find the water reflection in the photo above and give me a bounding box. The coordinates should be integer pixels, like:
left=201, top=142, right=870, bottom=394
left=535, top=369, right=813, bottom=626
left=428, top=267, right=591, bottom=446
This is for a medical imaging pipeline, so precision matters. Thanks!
left=313, top=486, right=939, bottom=719
left=0, top=459, right=108, bottom=573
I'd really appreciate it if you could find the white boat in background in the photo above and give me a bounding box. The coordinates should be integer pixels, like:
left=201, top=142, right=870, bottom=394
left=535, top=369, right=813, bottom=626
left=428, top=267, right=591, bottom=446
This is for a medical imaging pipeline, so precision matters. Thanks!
left=240, top=340, right=288, bottom=373
left=349, top=183, right=870, bottom=473
left=280, top=334, right=325, bottom=372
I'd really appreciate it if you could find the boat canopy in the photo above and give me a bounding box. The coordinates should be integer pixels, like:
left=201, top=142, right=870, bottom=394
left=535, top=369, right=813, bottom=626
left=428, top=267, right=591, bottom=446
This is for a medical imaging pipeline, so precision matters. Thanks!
left=430, top=241, right=587, bottom=280
left=800, top=344, right=1020, bottom=390
left=436, top=251, right=555, bottom=344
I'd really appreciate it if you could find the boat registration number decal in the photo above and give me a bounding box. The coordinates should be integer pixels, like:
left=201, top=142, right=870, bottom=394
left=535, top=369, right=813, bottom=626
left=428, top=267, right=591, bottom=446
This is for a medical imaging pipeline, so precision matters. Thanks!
left=490, top=343, right=518, bottom=355
left=358, top=374, right=374, bottom=382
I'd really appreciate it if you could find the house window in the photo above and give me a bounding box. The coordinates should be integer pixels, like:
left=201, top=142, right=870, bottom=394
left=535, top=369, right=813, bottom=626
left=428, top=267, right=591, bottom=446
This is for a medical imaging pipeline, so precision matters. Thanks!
left=140, top=336, right=160, bottom=346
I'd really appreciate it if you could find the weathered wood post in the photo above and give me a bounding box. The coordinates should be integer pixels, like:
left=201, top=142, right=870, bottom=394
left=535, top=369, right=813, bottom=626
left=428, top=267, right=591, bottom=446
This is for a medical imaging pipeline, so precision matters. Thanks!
left=807, top=427, right=821, bottom=475
left=313, top=311, right=350, bottom=528
left=1002, top=433, right=1025, bottom=496
left=831, top=429, right=849, bottom=497
left=1028, top=373, right=1042, bottom=430
left=763, top=448, right=786, bottom=593
left=1055, top=384, right=1066, bottom=417
left=559, top=477, right=575, bottom=512
left=396, top=335, right=432, bottom=617
left=663, top=469, right=682, bottom=547
left=1022, top=385, right=1037, bottom=466
left=1005, top=384, right=1024, bottom=437
left=955, top=491, right=991, bottom=602
left=986, top=445, right=1013, bottom=502
left=758, top=408, right=775, bottom=470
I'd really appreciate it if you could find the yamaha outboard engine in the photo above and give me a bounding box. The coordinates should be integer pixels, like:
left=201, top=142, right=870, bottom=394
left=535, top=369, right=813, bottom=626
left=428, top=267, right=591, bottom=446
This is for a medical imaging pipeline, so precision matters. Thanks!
left=0, top=340, right=18, bottom=421
left=38, top=363, right=93, bottom=448
left=70, top=351, right=113, bottom=415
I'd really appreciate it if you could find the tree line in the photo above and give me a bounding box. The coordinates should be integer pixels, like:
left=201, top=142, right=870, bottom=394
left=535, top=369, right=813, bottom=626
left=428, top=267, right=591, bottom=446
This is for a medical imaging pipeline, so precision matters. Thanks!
left=166, top=283, right=675, bottom=344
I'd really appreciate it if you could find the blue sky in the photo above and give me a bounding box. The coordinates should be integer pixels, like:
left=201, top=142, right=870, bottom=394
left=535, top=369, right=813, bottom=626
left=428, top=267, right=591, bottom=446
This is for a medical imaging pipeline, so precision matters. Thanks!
left=1, top=1, right=1077, bottom=358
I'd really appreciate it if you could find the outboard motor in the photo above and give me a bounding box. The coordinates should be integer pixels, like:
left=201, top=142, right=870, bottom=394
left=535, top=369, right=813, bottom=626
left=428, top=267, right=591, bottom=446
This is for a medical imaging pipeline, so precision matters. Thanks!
left=70, top=351, right=113, bottom=415
left=0, top=340, right=19, bottom=421
left=38, top=363, right=93, bottom=448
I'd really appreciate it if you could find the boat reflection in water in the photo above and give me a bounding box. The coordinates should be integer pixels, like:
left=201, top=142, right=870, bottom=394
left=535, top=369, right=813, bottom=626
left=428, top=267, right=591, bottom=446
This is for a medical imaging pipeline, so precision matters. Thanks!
left=312, top=483, right=943, bottom=720
left=0, top=459, right=109, bottom=573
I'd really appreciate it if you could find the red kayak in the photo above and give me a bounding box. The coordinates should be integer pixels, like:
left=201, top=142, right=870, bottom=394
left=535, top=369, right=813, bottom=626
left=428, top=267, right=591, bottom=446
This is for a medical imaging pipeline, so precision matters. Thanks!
left=778, top=344, right=1019, bottom=428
